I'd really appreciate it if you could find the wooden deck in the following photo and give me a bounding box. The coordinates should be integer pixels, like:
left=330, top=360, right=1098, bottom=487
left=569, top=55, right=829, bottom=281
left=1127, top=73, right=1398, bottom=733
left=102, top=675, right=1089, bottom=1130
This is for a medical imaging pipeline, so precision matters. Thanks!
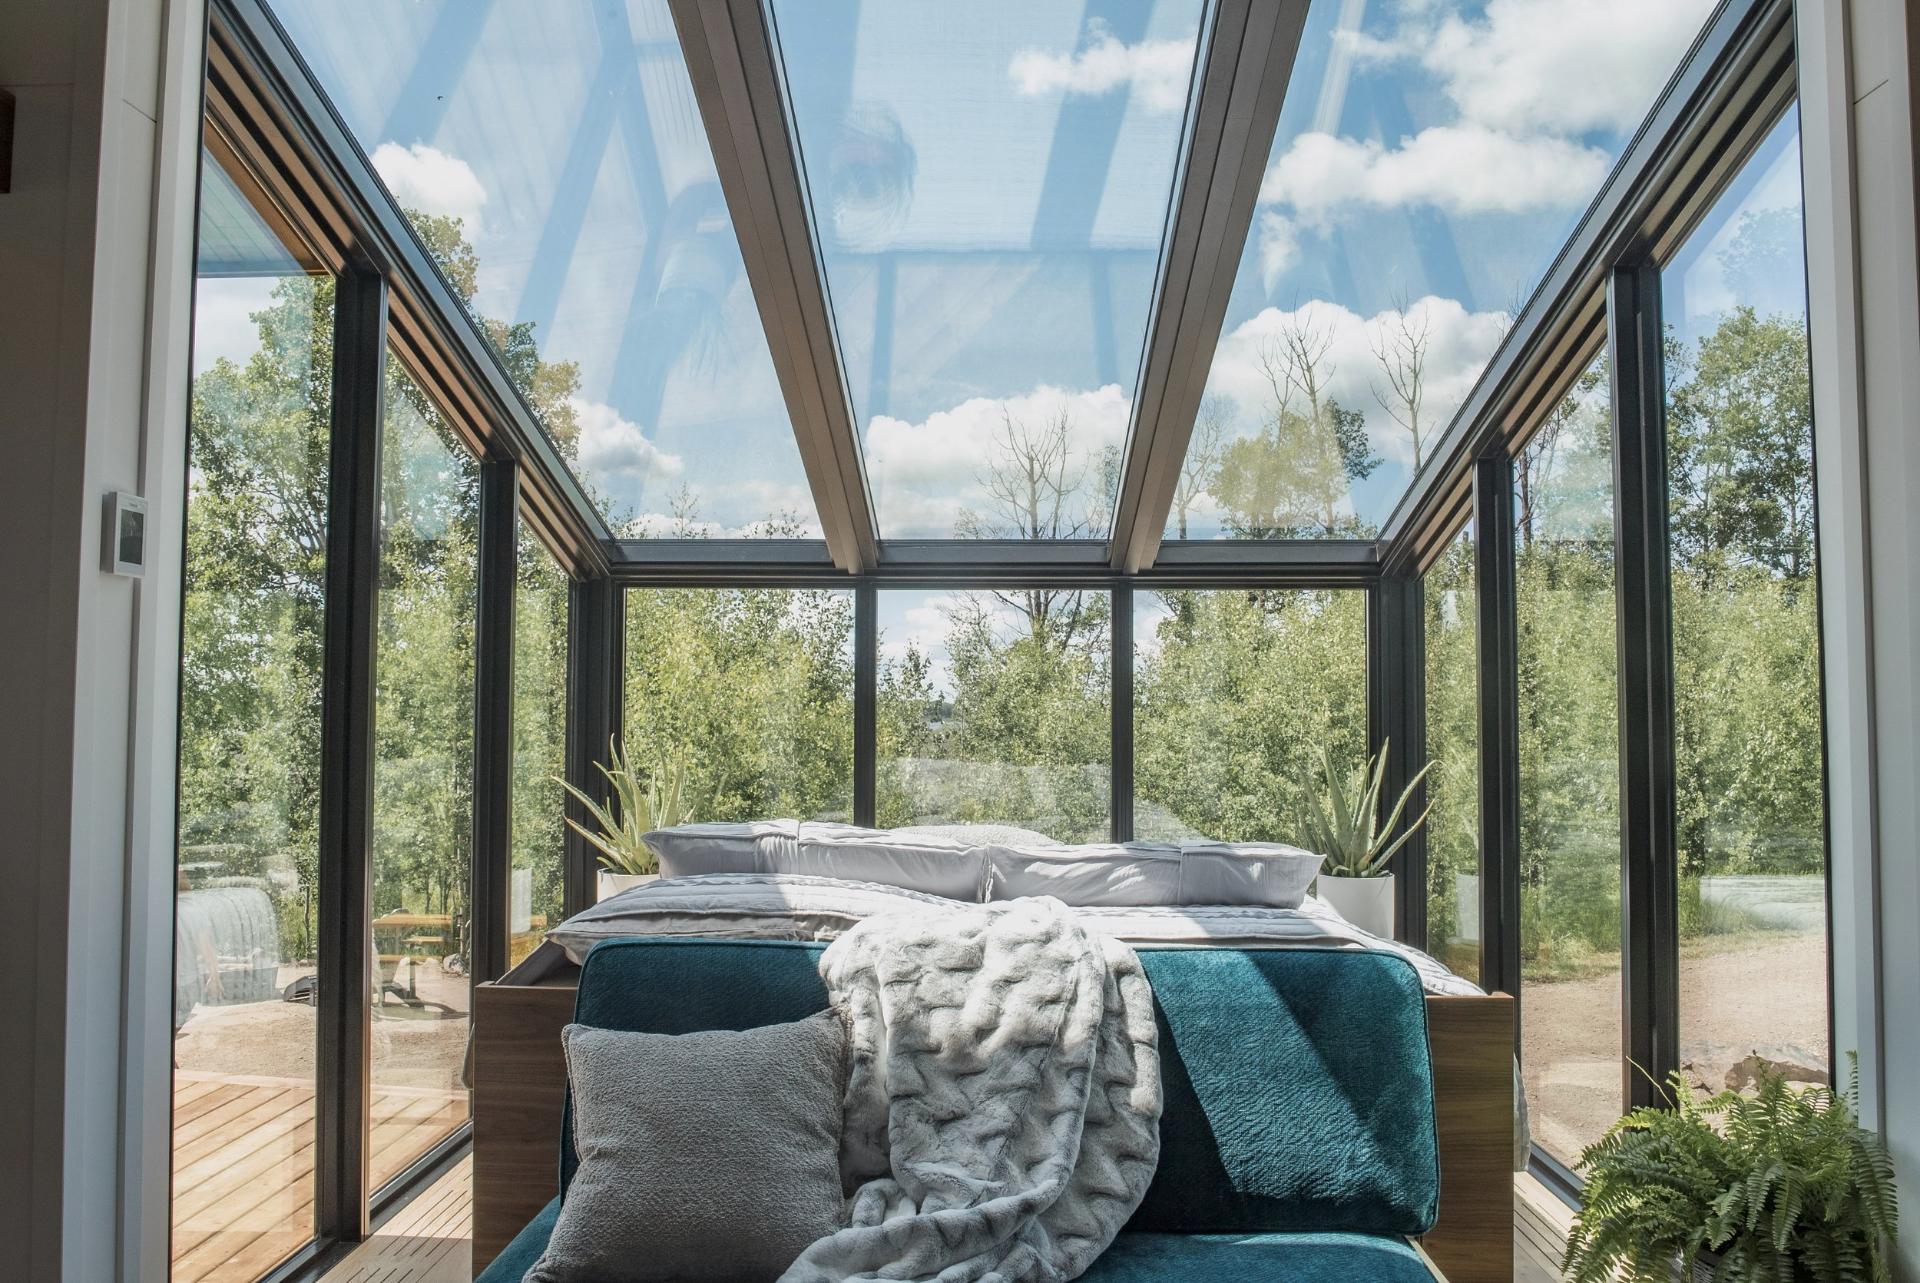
left=172, top=1073, right=467, bottom=1283
left=321, top=1156, right=473, bottom=1283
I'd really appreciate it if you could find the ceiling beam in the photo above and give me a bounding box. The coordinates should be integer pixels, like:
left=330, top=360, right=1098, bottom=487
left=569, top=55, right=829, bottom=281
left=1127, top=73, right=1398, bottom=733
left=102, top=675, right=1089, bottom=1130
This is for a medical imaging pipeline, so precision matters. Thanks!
left=669, top=0, right=879, bottom=572
left=1107, top=0, right=1311, bottom=572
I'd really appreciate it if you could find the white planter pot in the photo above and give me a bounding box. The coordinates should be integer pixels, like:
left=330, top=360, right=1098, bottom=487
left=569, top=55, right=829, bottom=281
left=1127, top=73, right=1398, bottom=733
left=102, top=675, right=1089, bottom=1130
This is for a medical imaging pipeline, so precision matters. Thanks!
left=1317, top=873, right=1396, bottom=939
left=596, top=871, right=659, bottom=902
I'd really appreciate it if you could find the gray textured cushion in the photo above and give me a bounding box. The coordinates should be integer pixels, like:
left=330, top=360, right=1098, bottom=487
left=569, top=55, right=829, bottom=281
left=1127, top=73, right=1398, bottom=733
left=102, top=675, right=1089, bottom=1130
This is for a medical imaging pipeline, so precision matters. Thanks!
left=526, top=1013, right=848, bottom=1283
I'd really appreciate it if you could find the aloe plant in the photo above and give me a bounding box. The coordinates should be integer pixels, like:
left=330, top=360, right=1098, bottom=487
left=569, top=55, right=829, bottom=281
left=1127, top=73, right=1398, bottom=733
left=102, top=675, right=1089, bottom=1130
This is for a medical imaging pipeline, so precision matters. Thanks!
left=555, top=739, right=698, bottom=875
left=1299, top=740, right=1432, bottom=877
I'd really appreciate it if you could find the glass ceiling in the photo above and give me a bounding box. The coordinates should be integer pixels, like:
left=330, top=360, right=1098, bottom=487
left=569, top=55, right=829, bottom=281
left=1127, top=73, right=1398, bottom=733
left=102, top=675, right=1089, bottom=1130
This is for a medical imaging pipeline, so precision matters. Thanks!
left=768, top=0, right=1204, bottom=540
left=1164, top=0, right=1720, bottom=541
left=266, top=0, right=819, bottom=538
left=259, top=0, right=1724, bottom=552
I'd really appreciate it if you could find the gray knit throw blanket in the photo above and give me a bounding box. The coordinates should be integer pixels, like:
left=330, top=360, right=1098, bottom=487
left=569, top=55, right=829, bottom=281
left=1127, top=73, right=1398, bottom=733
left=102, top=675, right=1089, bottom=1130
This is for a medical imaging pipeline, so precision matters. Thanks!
left=780, top=897, right=1162, bottom=1283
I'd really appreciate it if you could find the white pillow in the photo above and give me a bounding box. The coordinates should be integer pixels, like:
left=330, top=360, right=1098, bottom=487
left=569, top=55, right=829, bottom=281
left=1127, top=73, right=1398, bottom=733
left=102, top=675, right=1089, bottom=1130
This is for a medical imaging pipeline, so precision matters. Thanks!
left=984, top=842, right=1182, bottom=906
left=791, top=823, right=988, bottom=901
left=645, top=819, right=798, bottom=879
left=898, top=823, right=1063, bottom=848
left=1178, top=841, right=1323, bottom=908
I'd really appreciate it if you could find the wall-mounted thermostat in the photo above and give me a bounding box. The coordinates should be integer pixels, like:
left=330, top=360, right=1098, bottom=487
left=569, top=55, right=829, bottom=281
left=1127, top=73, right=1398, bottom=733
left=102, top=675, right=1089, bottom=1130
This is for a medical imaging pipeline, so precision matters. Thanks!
left=104, top=491, right=148, bottom=578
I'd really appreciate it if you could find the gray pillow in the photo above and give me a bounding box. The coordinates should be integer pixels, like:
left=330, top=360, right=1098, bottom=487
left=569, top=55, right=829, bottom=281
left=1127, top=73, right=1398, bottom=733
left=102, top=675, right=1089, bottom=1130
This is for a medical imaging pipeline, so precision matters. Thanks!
left=983, top=842, right=1183, bottom=906
left=1178, top=841, right=1324, bottom=907
left=644, top=819, right=799, bottom=879
left=527, top=1012, right=848, bottom=1283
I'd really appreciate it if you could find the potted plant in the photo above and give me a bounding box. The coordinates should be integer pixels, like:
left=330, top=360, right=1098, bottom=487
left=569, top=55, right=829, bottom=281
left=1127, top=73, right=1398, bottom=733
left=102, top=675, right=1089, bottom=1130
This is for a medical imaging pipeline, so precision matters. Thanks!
left=1298, top=740, right=1430, bottom=938
left=1564, top=1061, right=1898, bottom=1282
left=555, top=738, right=697, bottom=900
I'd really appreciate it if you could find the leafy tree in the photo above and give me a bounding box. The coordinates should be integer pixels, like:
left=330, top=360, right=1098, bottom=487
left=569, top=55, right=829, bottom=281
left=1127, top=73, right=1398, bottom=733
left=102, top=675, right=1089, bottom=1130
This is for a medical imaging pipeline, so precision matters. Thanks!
left=1212, top=318, right=1380, bottom=538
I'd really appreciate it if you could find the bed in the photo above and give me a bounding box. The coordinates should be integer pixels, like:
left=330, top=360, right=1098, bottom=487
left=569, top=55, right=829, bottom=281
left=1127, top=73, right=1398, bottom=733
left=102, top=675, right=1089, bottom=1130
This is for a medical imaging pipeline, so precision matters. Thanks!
left=469, top=872, right=1516, bottom=1283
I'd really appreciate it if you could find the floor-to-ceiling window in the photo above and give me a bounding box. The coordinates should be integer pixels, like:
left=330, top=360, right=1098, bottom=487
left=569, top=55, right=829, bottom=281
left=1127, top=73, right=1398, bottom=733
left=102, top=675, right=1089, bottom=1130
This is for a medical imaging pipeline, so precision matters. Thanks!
left=172, top=149, right=333, bottom=1283
left=623, top=588, right=856, bottom=826
left=1514, top=353, right=1625, bottom=1169
left=367, top=357, right=480, bottom=1182
left=878, top=588, right=1110, bottom=841
left=511, top=526, right=570, bottom=960
left=1423, top=529, right=1479, bottom=979
left=1133, top=589, right=1367, bottom=845
left=1662, top=109, right=1829, bottom=1090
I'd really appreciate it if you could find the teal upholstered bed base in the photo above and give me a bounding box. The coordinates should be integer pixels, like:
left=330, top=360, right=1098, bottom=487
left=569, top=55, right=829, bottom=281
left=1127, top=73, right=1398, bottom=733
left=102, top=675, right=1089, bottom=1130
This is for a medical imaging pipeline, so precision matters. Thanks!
left=478, top=939, right=1444, bottom=1282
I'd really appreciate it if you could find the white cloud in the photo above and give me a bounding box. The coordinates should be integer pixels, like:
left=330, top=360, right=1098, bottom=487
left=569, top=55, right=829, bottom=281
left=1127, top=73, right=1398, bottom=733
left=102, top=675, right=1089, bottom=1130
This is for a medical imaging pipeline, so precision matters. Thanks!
left=1252, top=0, right=1715, bottom=237
left=1260, top=126, right=1611, bottom=226
left=1424, top=0, right=1719, bottom=136
left=371, top=141, right=488, bottom=230
left=1009, top=22, right=1196, bottom=113
left=864, top=384, right=1131, bottom=538
left=1255, top=212, right=1300, bottom=292
left=1206, top=296, right=1509, bottom=467
left=572, top=397, right=685, bottom=485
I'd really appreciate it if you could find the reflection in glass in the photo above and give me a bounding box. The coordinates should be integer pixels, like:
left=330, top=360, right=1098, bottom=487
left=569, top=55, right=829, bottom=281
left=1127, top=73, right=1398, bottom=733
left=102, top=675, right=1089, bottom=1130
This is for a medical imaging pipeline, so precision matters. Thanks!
left=1424, top=528, right=1479, bottom=979
left=265, top=0, right=818, bottom=536
left=879, top=588, right=1109, bottom=840
left=624, top=590, right=855, bottom=825
left=1515, top=354, right=1623, bottom=1168
left=173, top=149, right=330, bottom=1283
left=511, top=524, right=569, bottom=961
left=1133, top=590, right=1367, bottom=845
left=771, top=1, right=1203, bottom=538
left=1168, top=0, right=1718, bottom=538
left=369, top=357, right=479, bottom=1183
left=1662, top=109, right=1828, bottom=1091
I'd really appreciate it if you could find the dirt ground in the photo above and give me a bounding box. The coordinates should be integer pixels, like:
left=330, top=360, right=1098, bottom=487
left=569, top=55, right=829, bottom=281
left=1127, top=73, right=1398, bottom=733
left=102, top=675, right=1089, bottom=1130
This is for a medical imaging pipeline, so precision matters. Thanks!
left=1523, top=931, right=1829, bottom=1166
left=173, top=961, right=471, bottom=1096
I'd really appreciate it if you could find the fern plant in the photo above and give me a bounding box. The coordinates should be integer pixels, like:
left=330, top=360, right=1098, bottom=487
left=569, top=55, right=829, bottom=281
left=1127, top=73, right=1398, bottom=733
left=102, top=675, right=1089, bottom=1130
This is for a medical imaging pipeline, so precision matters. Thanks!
left=1564, top=1059, right=1897, bottom=1283
left=1297, top=740, right=1432, bottom=877
left=554, top=738, right=698, bottom=876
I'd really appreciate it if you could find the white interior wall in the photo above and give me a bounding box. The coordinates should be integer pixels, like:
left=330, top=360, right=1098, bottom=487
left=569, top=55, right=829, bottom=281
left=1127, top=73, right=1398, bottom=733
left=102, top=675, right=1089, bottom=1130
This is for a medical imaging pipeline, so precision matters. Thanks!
left=1797, top=0, right=1920, bottom=1276
left=0, top=0, right=199, bottom=1278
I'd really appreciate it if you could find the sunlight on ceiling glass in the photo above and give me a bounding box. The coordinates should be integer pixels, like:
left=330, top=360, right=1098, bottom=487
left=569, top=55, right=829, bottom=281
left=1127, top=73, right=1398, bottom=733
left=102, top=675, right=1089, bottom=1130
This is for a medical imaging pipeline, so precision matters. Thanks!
left=266, top=0, right=817, bottom=538
left=770, top=0, right=1204, bottom=540
left=1164, top=0, right=1719, bottom=541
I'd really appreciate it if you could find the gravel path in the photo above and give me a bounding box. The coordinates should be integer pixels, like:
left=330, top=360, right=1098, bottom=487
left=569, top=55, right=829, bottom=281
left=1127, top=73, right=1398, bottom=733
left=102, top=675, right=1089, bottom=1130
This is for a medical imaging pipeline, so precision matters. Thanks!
left=1523, top=932, right=1828, bottom=1166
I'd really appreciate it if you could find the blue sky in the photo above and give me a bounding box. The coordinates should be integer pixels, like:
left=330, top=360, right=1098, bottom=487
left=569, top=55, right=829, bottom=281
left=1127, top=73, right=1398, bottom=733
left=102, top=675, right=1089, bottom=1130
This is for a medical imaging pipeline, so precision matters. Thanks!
left=254, top=0, right=1726, bottom=541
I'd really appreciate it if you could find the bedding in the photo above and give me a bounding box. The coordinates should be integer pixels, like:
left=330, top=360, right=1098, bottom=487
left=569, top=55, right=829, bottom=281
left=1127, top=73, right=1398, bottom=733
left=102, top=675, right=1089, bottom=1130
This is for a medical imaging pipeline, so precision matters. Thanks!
left=983, top=842, right=1184, bottom=906
left=546, top=872, right=1481, bottom=998
left=784, top=898, right=1160, bottom=1283
left=1176, top=841, right=1323, bottom=908
left=647, top=819, right=798, bottom=878
left=646, top=821, right=989, bottom=900
left=539, top=871, right=1530, bottom=1170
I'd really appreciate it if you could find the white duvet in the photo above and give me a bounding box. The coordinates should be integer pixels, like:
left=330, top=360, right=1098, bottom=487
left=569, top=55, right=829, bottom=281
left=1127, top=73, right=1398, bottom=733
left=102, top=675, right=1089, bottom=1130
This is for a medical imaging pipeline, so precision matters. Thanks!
left=545, top=871, right=1485, bottom=997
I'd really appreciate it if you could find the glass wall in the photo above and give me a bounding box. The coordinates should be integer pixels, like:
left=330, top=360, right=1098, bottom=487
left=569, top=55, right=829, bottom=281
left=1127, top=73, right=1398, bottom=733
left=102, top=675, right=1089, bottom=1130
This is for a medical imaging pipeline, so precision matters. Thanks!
left=1662, top=109, right=1828, bottom=1090
left=878, top=588, right=1109, bottom=840
left=368, top=357, right=480, bottom=1183
left=1423, top=529, right=1480, bottom=978
left=624, top=589, right=856, bottom=825
left=1133, top=589, right=1367, bottom=844
left=172, top=149, right=332, bottom=1283
left=511, top=525, right=569, bottom=960
left=1514, top=354, right=1623, bottom=1169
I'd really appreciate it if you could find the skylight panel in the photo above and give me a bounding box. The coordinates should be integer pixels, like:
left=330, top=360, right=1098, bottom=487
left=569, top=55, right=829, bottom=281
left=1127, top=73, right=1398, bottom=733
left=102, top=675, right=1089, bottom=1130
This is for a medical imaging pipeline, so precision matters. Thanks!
left=266, top=0, right=823, bottom=538
left=768, top=0, right=1207, bottom=541
left=1164, top=0, right=1721, bottom=542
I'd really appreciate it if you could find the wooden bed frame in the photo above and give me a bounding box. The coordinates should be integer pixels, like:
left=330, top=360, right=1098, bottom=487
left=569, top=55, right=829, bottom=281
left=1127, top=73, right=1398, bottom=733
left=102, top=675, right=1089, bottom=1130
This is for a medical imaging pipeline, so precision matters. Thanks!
left=469, top=980, right=1514, bottom=1283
